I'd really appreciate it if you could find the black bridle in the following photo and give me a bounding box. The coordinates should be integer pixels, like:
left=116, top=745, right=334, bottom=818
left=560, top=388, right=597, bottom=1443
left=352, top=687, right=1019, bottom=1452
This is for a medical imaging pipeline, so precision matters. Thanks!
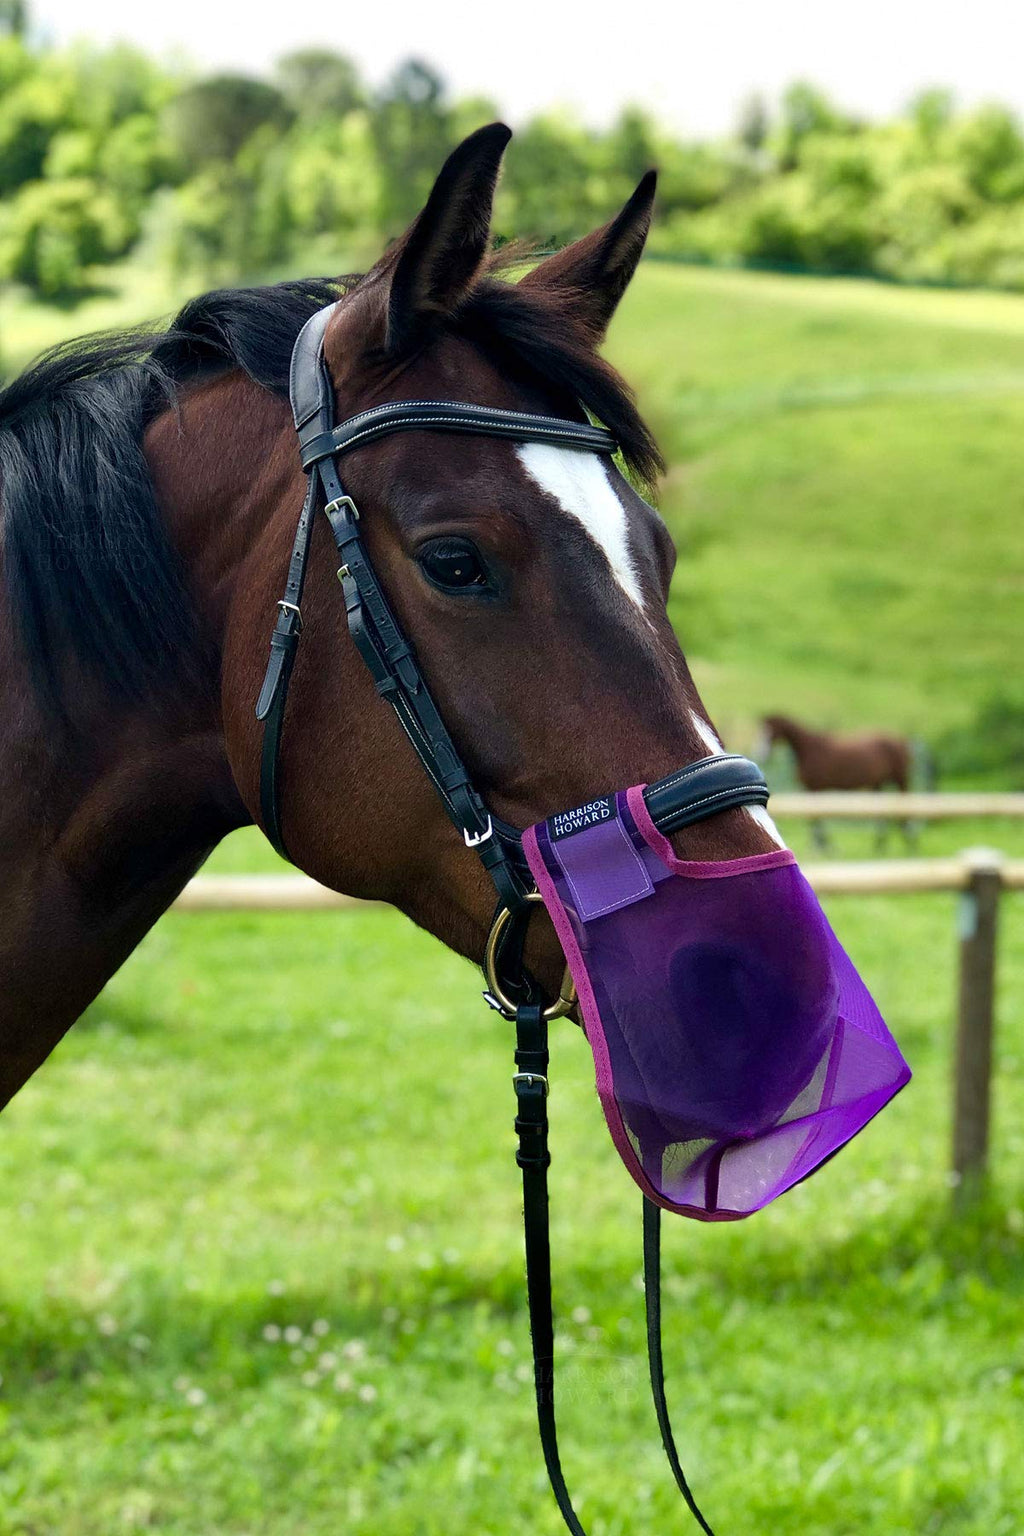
left=255, top=300, right=772, bottom=1535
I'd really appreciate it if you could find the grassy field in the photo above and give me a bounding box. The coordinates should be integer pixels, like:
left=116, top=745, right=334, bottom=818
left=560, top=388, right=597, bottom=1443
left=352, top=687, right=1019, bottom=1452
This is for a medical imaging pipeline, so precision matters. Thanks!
left=1, top=262, right=1023, bottom=1533
left=611, top=264, right=1024, bottom=761
left=4, top=255, right=1022, bottom=772
left=1, top=879, right=1022, bottom=1536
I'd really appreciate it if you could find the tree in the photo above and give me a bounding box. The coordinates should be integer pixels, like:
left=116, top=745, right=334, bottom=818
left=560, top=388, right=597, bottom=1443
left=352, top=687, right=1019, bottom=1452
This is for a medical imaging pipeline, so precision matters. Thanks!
left=164, top=74, right=291, bottom=171
left=736, top=92, right=770, bottom=154
left=276, top=50, right=363, bottom=121
left=500, top=113, right=607, bottom=245
left=608, top=107, right=658, bottom=182
left=0, top=70, right=71, bottom=195
left=371, top=58, right=451, bottom=232
left=0, top=0, right=27, bottom=37
left=952, top=103, right=1024, bottom=202
left=0, top=176, right=126, bottom=297
left=909, top=87, right=954, bottom=150
left=773, top=82, right=848, bottom=170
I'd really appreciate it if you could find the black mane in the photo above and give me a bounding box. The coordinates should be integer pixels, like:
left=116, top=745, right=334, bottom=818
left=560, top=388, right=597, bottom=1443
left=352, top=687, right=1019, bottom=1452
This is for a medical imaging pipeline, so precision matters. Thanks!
left=0, top=269, right=660, bottom=719
left=0, top=278, right=343, bottom=717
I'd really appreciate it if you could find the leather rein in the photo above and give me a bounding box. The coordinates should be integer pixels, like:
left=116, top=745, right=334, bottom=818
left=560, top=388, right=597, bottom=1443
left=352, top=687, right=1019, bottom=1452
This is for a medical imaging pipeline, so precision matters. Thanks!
left=255, top=299, right=771, bottom=1535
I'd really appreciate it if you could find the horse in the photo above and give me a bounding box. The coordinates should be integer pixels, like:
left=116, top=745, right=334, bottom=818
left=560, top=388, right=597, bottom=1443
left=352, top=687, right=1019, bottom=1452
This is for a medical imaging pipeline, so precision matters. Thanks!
left=0, top=124, right=791, bottom=1530
left=0, top=119, right=783, bottom=1115
left=761, top=713, right=918, bottom=851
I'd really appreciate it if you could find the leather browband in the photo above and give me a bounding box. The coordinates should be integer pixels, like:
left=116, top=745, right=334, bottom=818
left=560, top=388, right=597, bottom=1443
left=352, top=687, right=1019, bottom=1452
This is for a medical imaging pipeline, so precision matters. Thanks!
left=299, top=402, right=618, bottom=470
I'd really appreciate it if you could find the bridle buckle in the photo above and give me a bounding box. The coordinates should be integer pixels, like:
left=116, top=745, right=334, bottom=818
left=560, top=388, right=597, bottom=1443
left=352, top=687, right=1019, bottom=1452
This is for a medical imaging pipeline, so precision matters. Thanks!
left=463, top=815, right=493, bottom=848
left=324, top=494, right=359, bottom=520
left=276, top=600, right=303, bottom=632
left=513, top=1071, right=549, bottom=1097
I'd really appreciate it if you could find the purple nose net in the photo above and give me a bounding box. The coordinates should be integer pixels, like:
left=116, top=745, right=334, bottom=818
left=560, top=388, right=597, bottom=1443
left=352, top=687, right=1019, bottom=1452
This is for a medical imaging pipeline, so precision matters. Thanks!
left=523, top=785, right=910, bottom=1220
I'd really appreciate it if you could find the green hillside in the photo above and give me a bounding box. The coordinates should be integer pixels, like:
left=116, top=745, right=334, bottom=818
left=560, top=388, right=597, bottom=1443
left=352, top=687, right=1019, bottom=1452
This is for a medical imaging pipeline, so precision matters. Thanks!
left=610, top=263, right=1023, bottom=771
left=3, top=257, right=1021, bottom=778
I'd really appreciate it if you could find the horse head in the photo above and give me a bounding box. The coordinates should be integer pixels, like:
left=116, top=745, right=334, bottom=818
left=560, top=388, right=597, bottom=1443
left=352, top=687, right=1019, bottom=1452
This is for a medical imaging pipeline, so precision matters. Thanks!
left=0, top=123, right=784, bottom=1093
left=215, top=125, right=782, bottom=993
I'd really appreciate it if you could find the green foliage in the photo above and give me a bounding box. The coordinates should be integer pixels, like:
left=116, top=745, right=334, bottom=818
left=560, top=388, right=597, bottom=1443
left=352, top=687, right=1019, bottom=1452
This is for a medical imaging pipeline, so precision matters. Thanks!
left=164, top=73, right=291, bottom=172
left=909, top=87, right=955, bottom=149
left=772, top=80, right=855, bottom=170
left=498, top=112, right=606, bottom=244
left=276, top=48, right=364, bottom=121
left=370, top=57, right=452, bottom=233
left=7, top=33, right=1024, bottom=300
left=736, top=91, right=770, bottom=154
left=0, top=176, right=126, bottom=296
left=951, top=104, right=1024, bottom=202
left=0, top=64, right=71, bottom=194
left=281, top=112, right=382, bottom=246
left=935, top=691, right=1024, bottom=787
left=0, top=0, right=26, bottom=36
left=154, top=169, right=244, bottom=287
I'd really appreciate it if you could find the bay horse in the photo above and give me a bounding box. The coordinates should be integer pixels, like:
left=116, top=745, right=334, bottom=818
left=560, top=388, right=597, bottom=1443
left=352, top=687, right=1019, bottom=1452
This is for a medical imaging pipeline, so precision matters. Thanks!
left=762, top=713, right=917, bottom=850
left=0, top=124, right=787, bottom=1530
left=0, top=122, right=781, bottom=1114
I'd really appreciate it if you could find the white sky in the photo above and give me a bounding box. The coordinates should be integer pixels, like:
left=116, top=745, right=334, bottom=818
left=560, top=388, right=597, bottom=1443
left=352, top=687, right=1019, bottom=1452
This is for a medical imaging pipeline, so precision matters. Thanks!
left=33, top=1, right=1024, bottom=137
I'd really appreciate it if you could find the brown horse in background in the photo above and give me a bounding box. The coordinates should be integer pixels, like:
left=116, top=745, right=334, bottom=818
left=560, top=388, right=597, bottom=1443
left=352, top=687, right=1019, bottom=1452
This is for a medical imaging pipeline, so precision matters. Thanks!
left=762, top=714, right=921, bottom=850
left=763, top=715, right=911, bottom=792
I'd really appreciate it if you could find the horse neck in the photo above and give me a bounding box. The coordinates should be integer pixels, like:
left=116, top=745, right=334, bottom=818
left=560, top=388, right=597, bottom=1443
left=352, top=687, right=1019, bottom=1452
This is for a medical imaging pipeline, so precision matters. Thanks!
left=775, top=718, right=819, bottom=756
left=0, top=371, right=284, bottom=1110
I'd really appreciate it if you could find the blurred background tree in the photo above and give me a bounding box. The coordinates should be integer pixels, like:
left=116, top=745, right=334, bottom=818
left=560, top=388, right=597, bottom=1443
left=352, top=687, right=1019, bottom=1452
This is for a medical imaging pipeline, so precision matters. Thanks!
left=275, top=49, right=364, bottom=122
left=5, top=5, right=1024, bottom=297
left=371, top=58, right=452, bottom=233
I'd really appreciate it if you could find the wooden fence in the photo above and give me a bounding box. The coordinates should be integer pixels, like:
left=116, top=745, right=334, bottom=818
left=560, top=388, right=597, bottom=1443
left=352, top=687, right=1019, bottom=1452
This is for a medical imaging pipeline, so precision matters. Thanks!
left=172, top=843, right=1022, bottom=1195
left=770, top=791, right=1024, bottom=820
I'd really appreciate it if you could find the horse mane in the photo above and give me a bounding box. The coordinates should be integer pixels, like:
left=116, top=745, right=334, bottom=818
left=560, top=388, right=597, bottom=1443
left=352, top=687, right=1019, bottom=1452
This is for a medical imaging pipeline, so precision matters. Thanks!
left=0, top=278, right=345, bottom=718
left=0, top=264, right=660, bottom=718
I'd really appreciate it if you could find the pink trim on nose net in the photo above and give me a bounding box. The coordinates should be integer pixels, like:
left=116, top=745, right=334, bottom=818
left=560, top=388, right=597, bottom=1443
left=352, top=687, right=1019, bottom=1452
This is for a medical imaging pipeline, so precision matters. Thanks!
left=523, top=786, right=910, bottom=1220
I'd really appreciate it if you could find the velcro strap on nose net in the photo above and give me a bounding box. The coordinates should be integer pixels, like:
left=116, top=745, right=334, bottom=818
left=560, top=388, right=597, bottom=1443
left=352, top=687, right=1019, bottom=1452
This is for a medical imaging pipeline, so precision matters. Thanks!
left=548, top=806, right=654, bottom=922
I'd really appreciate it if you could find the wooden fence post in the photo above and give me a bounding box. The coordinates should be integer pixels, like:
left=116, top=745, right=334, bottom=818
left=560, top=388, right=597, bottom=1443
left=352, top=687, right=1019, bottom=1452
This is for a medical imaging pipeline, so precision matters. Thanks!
left=952, top=849, right=1004, bottom=1195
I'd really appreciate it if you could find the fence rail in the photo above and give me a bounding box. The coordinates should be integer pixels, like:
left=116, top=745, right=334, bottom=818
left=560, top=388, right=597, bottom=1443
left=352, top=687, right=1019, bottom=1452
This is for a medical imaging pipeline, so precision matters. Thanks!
left=172, top=849, right=1021, bottom=1196
left=770, top=791, right=1024, bottom=819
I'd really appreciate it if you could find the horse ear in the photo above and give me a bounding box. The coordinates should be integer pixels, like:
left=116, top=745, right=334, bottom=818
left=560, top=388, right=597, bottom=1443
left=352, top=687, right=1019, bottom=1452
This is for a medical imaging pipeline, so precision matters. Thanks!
left=520, top=171, right=657, bottom=340
left=384, top=122, right=512, bottom=354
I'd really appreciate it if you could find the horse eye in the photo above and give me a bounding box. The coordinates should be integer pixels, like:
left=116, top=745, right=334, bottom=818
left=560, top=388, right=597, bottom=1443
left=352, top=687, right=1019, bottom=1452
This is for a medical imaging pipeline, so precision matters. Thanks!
left=418, top=540, right=490, bottom=593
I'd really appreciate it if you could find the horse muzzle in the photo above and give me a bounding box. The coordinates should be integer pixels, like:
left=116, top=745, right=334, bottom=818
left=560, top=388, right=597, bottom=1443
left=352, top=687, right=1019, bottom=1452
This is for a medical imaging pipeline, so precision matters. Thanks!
left=510, top=779, right=911, bottom=1220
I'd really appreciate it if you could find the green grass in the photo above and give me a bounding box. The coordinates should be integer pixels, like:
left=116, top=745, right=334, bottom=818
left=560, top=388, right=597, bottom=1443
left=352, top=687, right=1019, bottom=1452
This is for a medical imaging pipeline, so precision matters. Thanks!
left=6, top=254, right=1020, bottom=764
left=1, top=883, right=1022, bottom=1536
left=610, top=264, right=1024, bottom=756
left=2, top=261, right=1023, bottom=1532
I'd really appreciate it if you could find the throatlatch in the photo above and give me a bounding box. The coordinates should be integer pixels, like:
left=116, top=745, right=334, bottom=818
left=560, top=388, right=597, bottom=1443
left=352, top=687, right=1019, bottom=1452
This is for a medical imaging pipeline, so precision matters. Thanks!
left=257, top=300, right=911, bottom=1536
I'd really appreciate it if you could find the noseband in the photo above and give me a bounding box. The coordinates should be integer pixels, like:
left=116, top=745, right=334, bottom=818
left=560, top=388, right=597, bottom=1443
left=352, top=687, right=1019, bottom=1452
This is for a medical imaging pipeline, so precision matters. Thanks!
left=255, top=300, right=771, bottom=1535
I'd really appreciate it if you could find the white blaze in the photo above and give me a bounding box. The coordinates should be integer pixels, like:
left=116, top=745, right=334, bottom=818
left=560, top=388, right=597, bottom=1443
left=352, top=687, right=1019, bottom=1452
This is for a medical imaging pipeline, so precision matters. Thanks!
left=515, top=442, right=645, bottom=610
left=689, top=711, right=727, bottom=758
left=510, top=454, right=785, bottom=851
left=689, top=710, right=787, bottom=848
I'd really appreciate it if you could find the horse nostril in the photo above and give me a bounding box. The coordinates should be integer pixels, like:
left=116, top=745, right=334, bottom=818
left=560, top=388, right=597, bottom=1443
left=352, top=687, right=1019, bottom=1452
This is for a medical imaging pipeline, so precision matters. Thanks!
left=664, top=941, right=837, bottom=1140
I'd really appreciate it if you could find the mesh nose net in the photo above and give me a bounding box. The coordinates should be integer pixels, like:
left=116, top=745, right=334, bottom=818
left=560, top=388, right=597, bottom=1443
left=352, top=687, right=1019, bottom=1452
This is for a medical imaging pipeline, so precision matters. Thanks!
left=523, top=785, right=911, bottom=1219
